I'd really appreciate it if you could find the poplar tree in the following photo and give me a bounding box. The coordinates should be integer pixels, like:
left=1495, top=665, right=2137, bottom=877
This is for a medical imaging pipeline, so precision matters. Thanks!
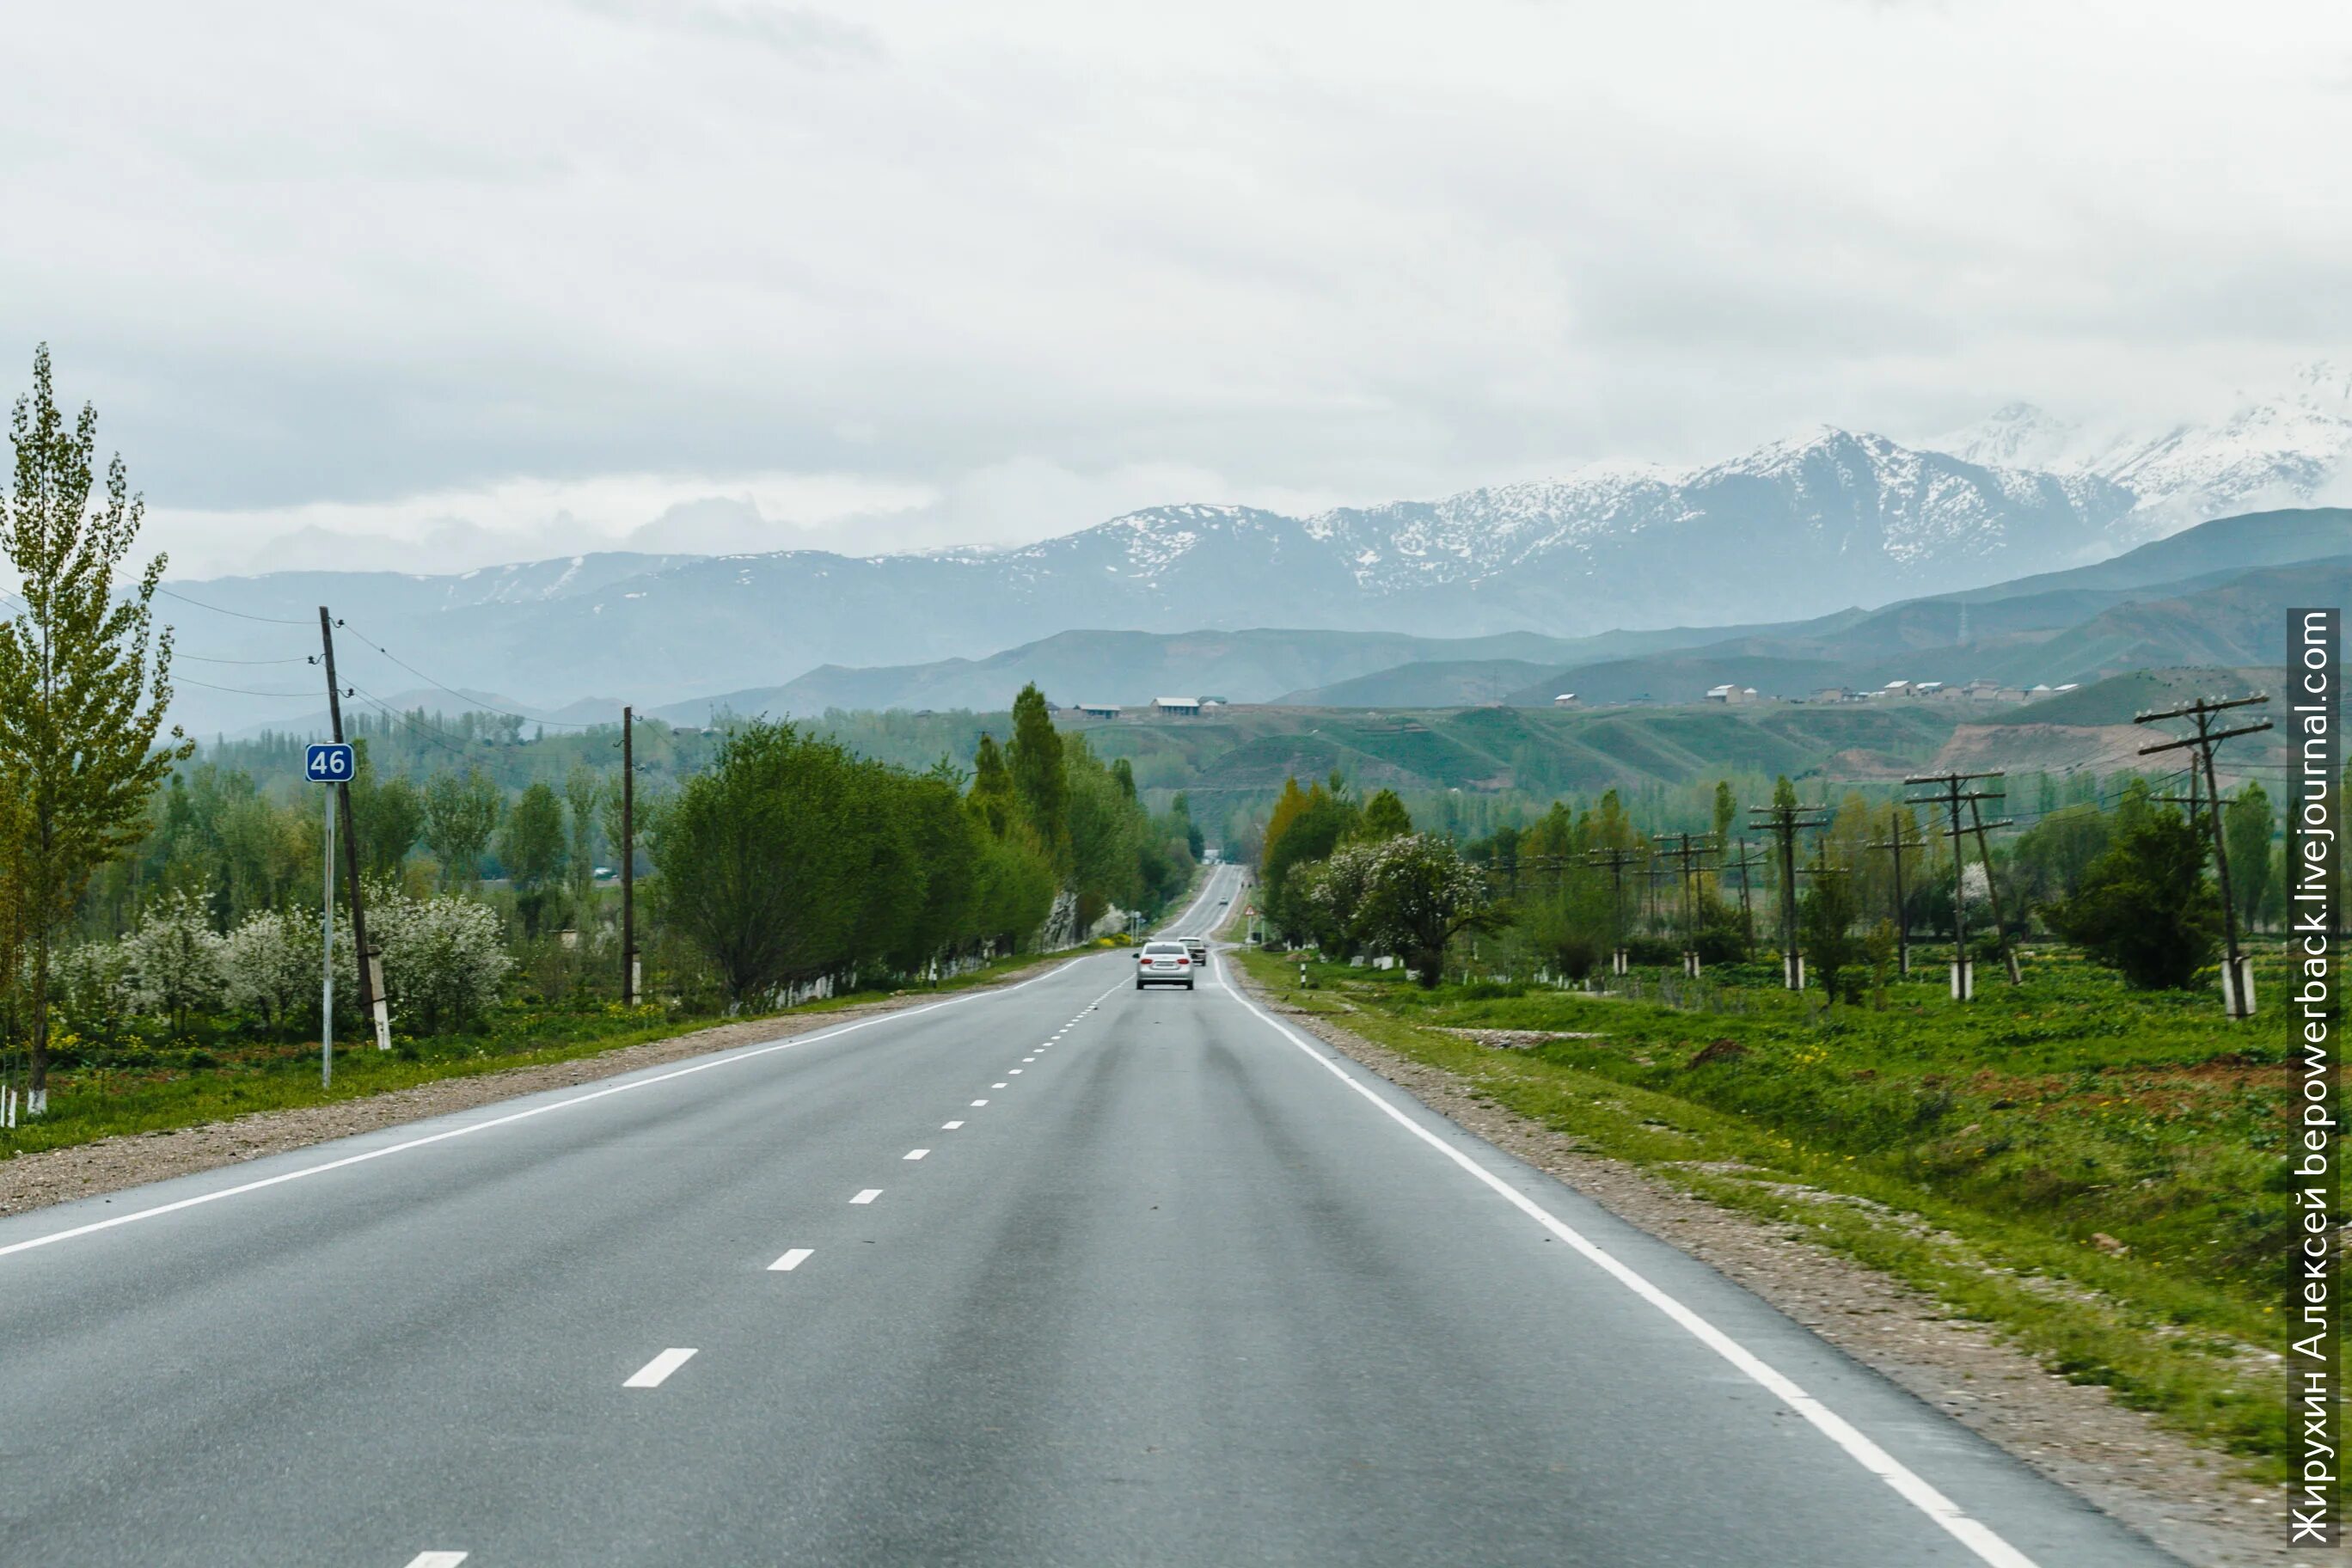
left=0, top=346, right=188, bottom=1112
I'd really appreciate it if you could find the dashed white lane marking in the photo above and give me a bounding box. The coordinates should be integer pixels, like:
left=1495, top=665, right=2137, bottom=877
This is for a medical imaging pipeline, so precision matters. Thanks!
left=1223, top=970, right=2040, bottom=1568
left=1008, top=1069, right=1023, bottom=1075
left=1022, top=1057, right=1036, bottom=1062
left=768, top=1248, right=814, bottom=1272
left=623, top=1348, right=697, bottom=1388
left=404, top=1554, right=468, bottom=1568
left=850, top=1189, right=883, bottom=1204
left=0, top=954, right=1101, bottom=1262
left=971, top=1099, right=989, bottom=1106
left=942, top=1120, right=965, bottom=1130
left=992, top=1081, right=1008, bottom=1088
left=904, top=1148, right=929, bottom=1161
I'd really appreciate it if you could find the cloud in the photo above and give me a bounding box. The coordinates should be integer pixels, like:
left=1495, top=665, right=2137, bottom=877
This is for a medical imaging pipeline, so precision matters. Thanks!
left=3, top=0, right=2349, bottom=575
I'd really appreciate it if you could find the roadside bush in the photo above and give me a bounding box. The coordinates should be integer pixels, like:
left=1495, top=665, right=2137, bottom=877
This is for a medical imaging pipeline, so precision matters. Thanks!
left=121, top=890, right=228, bottom=1034
left=222, top=907, right=317, bottom=1034
left=360, top=885, right=511, bottom=1035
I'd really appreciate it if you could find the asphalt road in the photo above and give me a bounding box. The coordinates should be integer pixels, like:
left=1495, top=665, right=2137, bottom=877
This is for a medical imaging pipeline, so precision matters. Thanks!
left=0, top=862, right=2183, bottom=1566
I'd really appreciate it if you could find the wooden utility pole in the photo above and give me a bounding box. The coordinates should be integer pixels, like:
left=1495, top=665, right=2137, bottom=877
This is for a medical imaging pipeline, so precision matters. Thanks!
left=1748, top=799, right=1828, bottom=989
left=2137, top=692, right=2272, bottom=1019
left=1585, top=847, right=1643, bottom=975
left=1868, top=815, right=1925, bottom=976
left=622, top=705, right=637, bottom=1007
left=1904, top=771, right=2016, bottom=998
left=1724, top=836, right=1763, bottom=947
left=315, top=609, right=383, bottom=1048
left=1651, top=831, right=1718, bottom=976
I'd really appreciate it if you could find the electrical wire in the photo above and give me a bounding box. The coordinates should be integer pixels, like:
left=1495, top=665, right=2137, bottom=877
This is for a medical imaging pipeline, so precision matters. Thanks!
left=155, top=586, right=311, bottom=626
left=337, top=621, right=603, bottom=730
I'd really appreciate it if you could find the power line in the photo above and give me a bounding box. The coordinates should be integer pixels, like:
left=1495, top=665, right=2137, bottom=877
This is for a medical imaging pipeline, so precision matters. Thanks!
left=154, top=586, right=310, bottom=625
left=337, top=621, right=602, bottom=730
left=175, top=676, right=323, bottom=699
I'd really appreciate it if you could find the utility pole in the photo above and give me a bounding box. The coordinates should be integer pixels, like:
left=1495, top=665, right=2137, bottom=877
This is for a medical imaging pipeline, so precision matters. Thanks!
left=1748, top=799, right=1828, bottom=989
left=1966, top=795, right=2021, bottom=984
left=622, top=705, right=637, bottom=1007
left=1724, top=836, right=1763, bottom=948
left=1651, top=831, right=1718, bottom=977
left=1586, top=847, right=1642, bottom=975
left=315, top=609, right=385, bottom=1050
left=2137, top=692, right=2273, bottom=1019
left=1904, top=771, right=2016, bottom=999
left=1869, top=813, right=1924, bottom=977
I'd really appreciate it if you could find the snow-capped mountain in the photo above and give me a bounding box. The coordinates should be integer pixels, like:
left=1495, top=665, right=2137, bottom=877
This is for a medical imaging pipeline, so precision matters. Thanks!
left=157, top=426, right=2145, bottom=735
left=1938, top=361, right=2352, bottom=538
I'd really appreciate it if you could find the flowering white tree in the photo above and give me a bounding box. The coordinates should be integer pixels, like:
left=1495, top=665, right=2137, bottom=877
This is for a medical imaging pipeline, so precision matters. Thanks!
left=222, top=907, right=316, bottom=1034
left=122, top=888, right=226, bottom=1032
left=358, top=883, right=510, bottom=1035
left=1350, top=834, right=1494, bottom=988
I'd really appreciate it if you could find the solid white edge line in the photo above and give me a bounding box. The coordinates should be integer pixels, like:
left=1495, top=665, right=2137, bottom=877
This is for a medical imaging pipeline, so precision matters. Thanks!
left=0, top=954, right=1099, bottom=1261
left=1217, top=959, right=2040, bottom=1568
left=850, top=1189, right=883, bottom=1204
left=623, top=1347, right=697, bottom=1388
left=403, top=1554, right=469, bottom=1568
left=768, top=1247, right=813, bottom=1272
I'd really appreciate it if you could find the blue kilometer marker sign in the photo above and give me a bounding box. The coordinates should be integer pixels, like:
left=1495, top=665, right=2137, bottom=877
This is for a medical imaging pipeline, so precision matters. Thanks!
left=305, top=742, right=354, bottom=783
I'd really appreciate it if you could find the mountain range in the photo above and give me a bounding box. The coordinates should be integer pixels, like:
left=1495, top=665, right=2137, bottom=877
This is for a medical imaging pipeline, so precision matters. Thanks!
left=154, top=364, right=2350, bottom=738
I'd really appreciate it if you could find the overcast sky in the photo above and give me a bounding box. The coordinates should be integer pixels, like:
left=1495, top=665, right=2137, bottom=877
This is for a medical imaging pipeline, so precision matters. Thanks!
left=5, top=0, right=2349, bottom=579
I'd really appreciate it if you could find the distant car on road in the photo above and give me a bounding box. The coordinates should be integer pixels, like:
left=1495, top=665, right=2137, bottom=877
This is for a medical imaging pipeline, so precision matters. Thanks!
left=1184, top=938, right=1208, bottom=966
left=1136, top=941, right=1196, bottom=990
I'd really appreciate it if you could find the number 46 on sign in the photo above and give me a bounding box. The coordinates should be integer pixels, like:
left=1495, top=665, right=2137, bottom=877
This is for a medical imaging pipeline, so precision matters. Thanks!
left=305, top=743, right=353, bottom=782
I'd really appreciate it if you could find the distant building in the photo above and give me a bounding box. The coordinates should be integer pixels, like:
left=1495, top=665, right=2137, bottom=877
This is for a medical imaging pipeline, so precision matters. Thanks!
left=1151, top=696, right=1203, bottom=716
left=1704, top=683, right=1756, bottom=705
left=1814, top=686, right=1857, bottom=704
left=1553, top=692, right=1578, bottom=707
left=1074, top=703, right=1122, bottom=720
left=1881, top=679, right=1914, bottom=698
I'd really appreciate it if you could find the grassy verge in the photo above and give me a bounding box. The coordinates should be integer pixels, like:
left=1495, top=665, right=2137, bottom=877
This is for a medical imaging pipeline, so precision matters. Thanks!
left=1235, top=946, right=2297, bottom=1478
left=2, top=946, right=1081, bottom=1161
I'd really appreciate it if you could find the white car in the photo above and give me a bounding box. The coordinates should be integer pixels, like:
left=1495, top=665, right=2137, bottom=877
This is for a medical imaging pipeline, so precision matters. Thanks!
left=1136, top=941, right=1196, bottom=990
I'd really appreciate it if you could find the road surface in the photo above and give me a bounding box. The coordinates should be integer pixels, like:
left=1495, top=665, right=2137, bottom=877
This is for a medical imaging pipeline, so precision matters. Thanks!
left=0, top=864, right=2180, bottom=1565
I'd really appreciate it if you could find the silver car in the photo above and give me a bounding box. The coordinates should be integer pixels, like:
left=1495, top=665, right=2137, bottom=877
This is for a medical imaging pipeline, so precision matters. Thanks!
left=1183, top=938, right=1209, bottom=966
left=1136, top=940, right=1196, bottom=990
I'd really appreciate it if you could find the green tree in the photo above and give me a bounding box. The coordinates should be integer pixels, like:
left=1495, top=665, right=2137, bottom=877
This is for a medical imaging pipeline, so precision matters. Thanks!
left=0, top=346, right=189, bottom=1112
left=1351, top=834, right=1497, bottom=988
left=968, top=733, right=1016, bottom=838
left=1798, top=852, right=1863, bottom=1002
left=1357, top=788, right=1413, bottom=842
left=499, top=781, right=567, bottom=934
left=2044, top=809, right=2220, bottom=989
left=656, top=720, right=863, bottom=1002
left=1007, top=683, right=1069, bottom=871
left=2223, top=781, right=2273, bottom=933
left=1712, top=781, right=1736, bottom=843
left=562, top=763, right=604, bottom=918
left=349, top=742, right=425, bottom=879
left=423, top=769, right=502, bottom=890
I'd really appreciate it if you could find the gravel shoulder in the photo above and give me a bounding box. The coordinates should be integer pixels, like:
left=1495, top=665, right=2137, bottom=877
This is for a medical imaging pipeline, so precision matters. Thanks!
left=1229, top=965, right=2300, bottom=1568
left=0, top=986, right=989, bottom=1220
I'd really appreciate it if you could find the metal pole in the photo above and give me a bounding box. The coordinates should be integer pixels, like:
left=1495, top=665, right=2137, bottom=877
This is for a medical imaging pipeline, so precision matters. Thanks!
left=321, top=783, right=336, bottom=1089
left=622, top=705, right=636, bottom=1006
